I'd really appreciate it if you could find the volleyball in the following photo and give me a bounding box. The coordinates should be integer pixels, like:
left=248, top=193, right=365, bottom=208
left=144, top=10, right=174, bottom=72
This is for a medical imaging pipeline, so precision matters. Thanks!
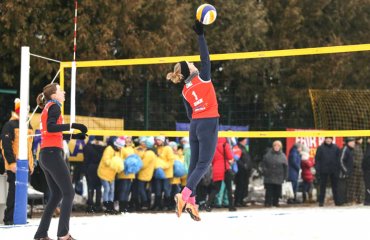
left=196, top=4, right=217, bottom=25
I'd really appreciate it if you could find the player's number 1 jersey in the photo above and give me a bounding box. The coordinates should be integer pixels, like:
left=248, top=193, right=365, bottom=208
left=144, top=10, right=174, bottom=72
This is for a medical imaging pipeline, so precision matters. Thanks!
left=182, top=76, right=219, bottom=119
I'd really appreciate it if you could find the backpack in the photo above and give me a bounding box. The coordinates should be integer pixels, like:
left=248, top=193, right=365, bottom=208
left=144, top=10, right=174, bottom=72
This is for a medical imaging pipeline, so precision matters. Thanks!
left=30, top=162, right=47, bottom=192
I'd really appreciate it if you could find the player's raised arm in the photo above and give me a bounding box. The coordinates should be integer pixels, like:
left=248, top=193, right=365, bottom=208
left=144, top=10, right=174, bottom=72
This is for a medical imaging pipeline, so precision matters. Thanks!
left=193, top=20, right=211, bottom=81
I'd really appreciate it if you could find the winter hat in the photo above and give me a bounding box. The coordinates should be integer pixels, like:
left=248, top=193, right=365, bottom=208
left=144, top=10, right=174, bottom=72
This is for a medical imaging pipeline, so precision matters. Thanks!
left=155, top=136, right=166, bottom=142
left=168, top=141, right=178, bottom=149
left=301, top=151, right=310, bottom=161
left=272, top=140, right=283, bottom=148
left=238, top=137, right=247, bottom=142
left=95, top=136, right=104, bottom=141
left=14, top=98, right=20, bottom=115
left=301, top=144, right=310, bottom=154
left=139, top=136, right=147, bottom=143
left=114, top=137, right=126, bottom=148
left=145, top=137, right=155, bottom=148
left=107, top=136, right=118, bottom=146
left=181, top=137, right=189, bottom=143
left=88, top=136, right=95, bottom=143
left=180, top=61, right=190, bottom=80
left=345, top=137, right=356, bottom=143
left=294, top=142, right=302, bottom=149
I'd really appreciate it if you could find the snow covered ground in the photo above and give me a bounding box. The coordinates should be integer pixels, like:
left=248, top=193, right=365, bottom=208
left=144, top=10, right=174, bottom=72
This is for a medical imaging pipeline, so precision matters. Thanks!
left=0, top=206, right=369, bottom=240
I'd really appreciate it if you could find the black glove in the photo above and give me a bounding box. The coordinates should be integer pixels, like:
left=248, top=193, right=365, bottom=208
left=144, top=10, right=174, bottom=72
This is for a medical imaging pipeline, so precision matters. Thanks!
left=71, top=123, right=88, bottom=133
left=72, top=133, right=88, bottom=140
left=192, top=20, right=204, bottom=35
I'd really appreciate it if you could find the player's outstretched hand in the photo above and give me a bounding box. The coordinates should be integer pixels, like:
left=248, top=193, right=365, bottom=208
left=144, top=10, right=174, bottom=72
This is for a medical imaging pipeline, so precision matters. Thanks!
left=192, top=20, right=204, bottom=35
left=72, top=123, right=88, bottom=133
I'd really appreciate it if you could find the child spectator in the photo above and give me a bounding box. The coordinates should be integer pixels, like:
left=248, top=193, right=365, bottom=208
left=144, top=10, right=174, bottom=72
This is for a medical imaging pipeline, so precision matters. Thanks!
left=300, top=145, right=315, bottom=203
left=97, top=137, right=124, bottom=214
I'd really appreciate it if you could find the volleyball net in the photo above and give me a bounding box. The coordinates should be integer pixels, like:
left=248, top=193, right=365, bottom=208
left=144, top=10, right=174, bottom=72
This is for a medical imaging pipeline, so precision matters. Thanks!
left=57, top=43, right=370, bottom=138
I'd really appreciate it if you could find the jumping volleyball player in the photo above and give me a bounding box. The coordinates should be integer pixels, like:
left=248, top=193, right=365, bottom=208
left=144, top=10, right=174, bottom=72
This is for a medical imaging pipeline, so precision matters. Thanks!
left=34, top=83, right=87, bottom=240
left=167, top=20, right=219, bottom=221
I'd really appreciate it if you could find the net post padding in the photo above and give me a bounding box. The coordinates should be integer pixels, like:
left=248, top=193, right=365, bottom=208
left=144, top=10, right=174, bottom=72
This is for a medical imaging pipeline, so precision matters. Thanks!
left=14, top=46, right=30, bottom=225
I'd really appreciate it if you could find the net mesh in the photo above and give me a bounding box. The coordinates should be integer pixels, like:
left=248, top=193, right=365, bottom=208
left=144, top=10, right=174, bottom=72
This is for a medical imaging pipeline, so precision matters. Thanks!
left=61, top=63, right=315, bottom=133
left=309, top=89, right=370, bottom=130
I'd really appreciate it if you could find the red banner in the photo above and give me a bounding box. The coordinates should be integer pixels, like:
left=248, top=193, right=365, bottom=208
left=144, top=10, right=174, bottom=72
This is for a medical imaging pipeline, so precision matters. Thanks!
left=286, top=128, right=344, bottom=162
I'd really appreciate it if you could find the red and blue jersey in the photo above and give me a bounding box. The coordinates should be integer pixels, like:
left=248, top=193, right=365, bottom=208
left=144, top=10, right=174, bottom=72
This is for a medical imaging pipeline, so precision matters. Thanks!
left=182, top=75, right=219, bottom=119
left=40, top=102, right=64, bottom=149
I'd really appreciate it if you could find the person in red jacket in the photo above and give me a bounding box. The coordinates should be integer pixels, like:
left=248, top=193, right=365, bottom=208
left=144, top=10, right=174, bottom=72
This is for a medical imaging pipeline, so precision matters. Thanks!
left=300, top=146, right=315, bottom=203
left=205, top=138, right=236, bottom=212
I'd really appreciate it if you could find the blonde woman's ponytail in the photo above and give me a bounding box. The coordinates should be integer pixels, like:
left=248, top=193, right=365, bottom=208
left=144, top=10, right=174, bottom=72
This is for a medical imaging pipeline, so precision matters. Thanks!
left=166, top=63, right=183, bottom=84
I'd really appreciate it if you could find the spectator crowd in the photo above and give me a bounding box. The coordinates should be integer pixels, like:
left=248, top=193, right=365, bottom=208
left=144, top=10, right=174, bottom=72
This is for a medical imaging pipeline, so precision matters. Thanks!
left=1, top=99, right=370, bottom=225
left=34, top=136, right=370, bottom=215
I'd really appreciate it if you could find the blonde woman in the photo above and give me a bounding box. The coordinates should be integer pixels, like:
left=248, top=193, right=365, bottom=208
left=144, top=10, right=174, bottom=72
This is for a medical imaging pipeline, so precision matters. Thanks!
left=167, top=21, right=219, bottom=221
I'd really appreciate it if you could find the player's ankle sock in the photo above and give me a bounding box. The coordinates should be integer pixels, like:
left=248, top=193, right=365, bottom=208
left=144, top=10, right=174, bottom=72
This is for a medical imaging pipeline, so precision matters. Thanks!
left=187, top=196, right=196, bottom=205
left=181, top=187, right=192, bottom=202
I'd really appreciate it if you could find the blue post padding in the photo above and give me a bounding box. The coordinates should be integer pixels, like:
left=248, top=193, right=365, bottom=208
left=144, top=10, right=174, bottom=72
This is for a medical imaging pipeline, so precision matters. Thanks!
left=13, top=160, right=29, bottom=225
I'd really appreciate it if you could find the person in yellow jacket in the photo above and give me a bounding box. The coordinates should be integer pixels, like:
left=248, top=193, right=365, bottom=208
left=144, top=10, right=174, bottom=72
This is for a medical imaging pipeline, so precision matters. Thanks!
left=97, top=137, right=125, bottom=214
left=168, top=141, right=186, bottom=210
left=131, top=136, right=156, bottom=211
left=0, top=99, right=33, bottom=225
left=116, top=136, right=136, bottom=213
left=180, top=137, right=191, bottom=187
left=152, top=136, right=176, bottom=211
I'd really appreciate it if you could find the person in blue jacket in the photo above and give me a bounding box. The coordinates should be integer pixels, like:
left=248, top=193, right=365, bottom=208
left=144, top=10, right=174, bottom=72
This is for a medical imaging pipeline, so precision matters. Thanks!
left=287, top=143, right=302, bottom=204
